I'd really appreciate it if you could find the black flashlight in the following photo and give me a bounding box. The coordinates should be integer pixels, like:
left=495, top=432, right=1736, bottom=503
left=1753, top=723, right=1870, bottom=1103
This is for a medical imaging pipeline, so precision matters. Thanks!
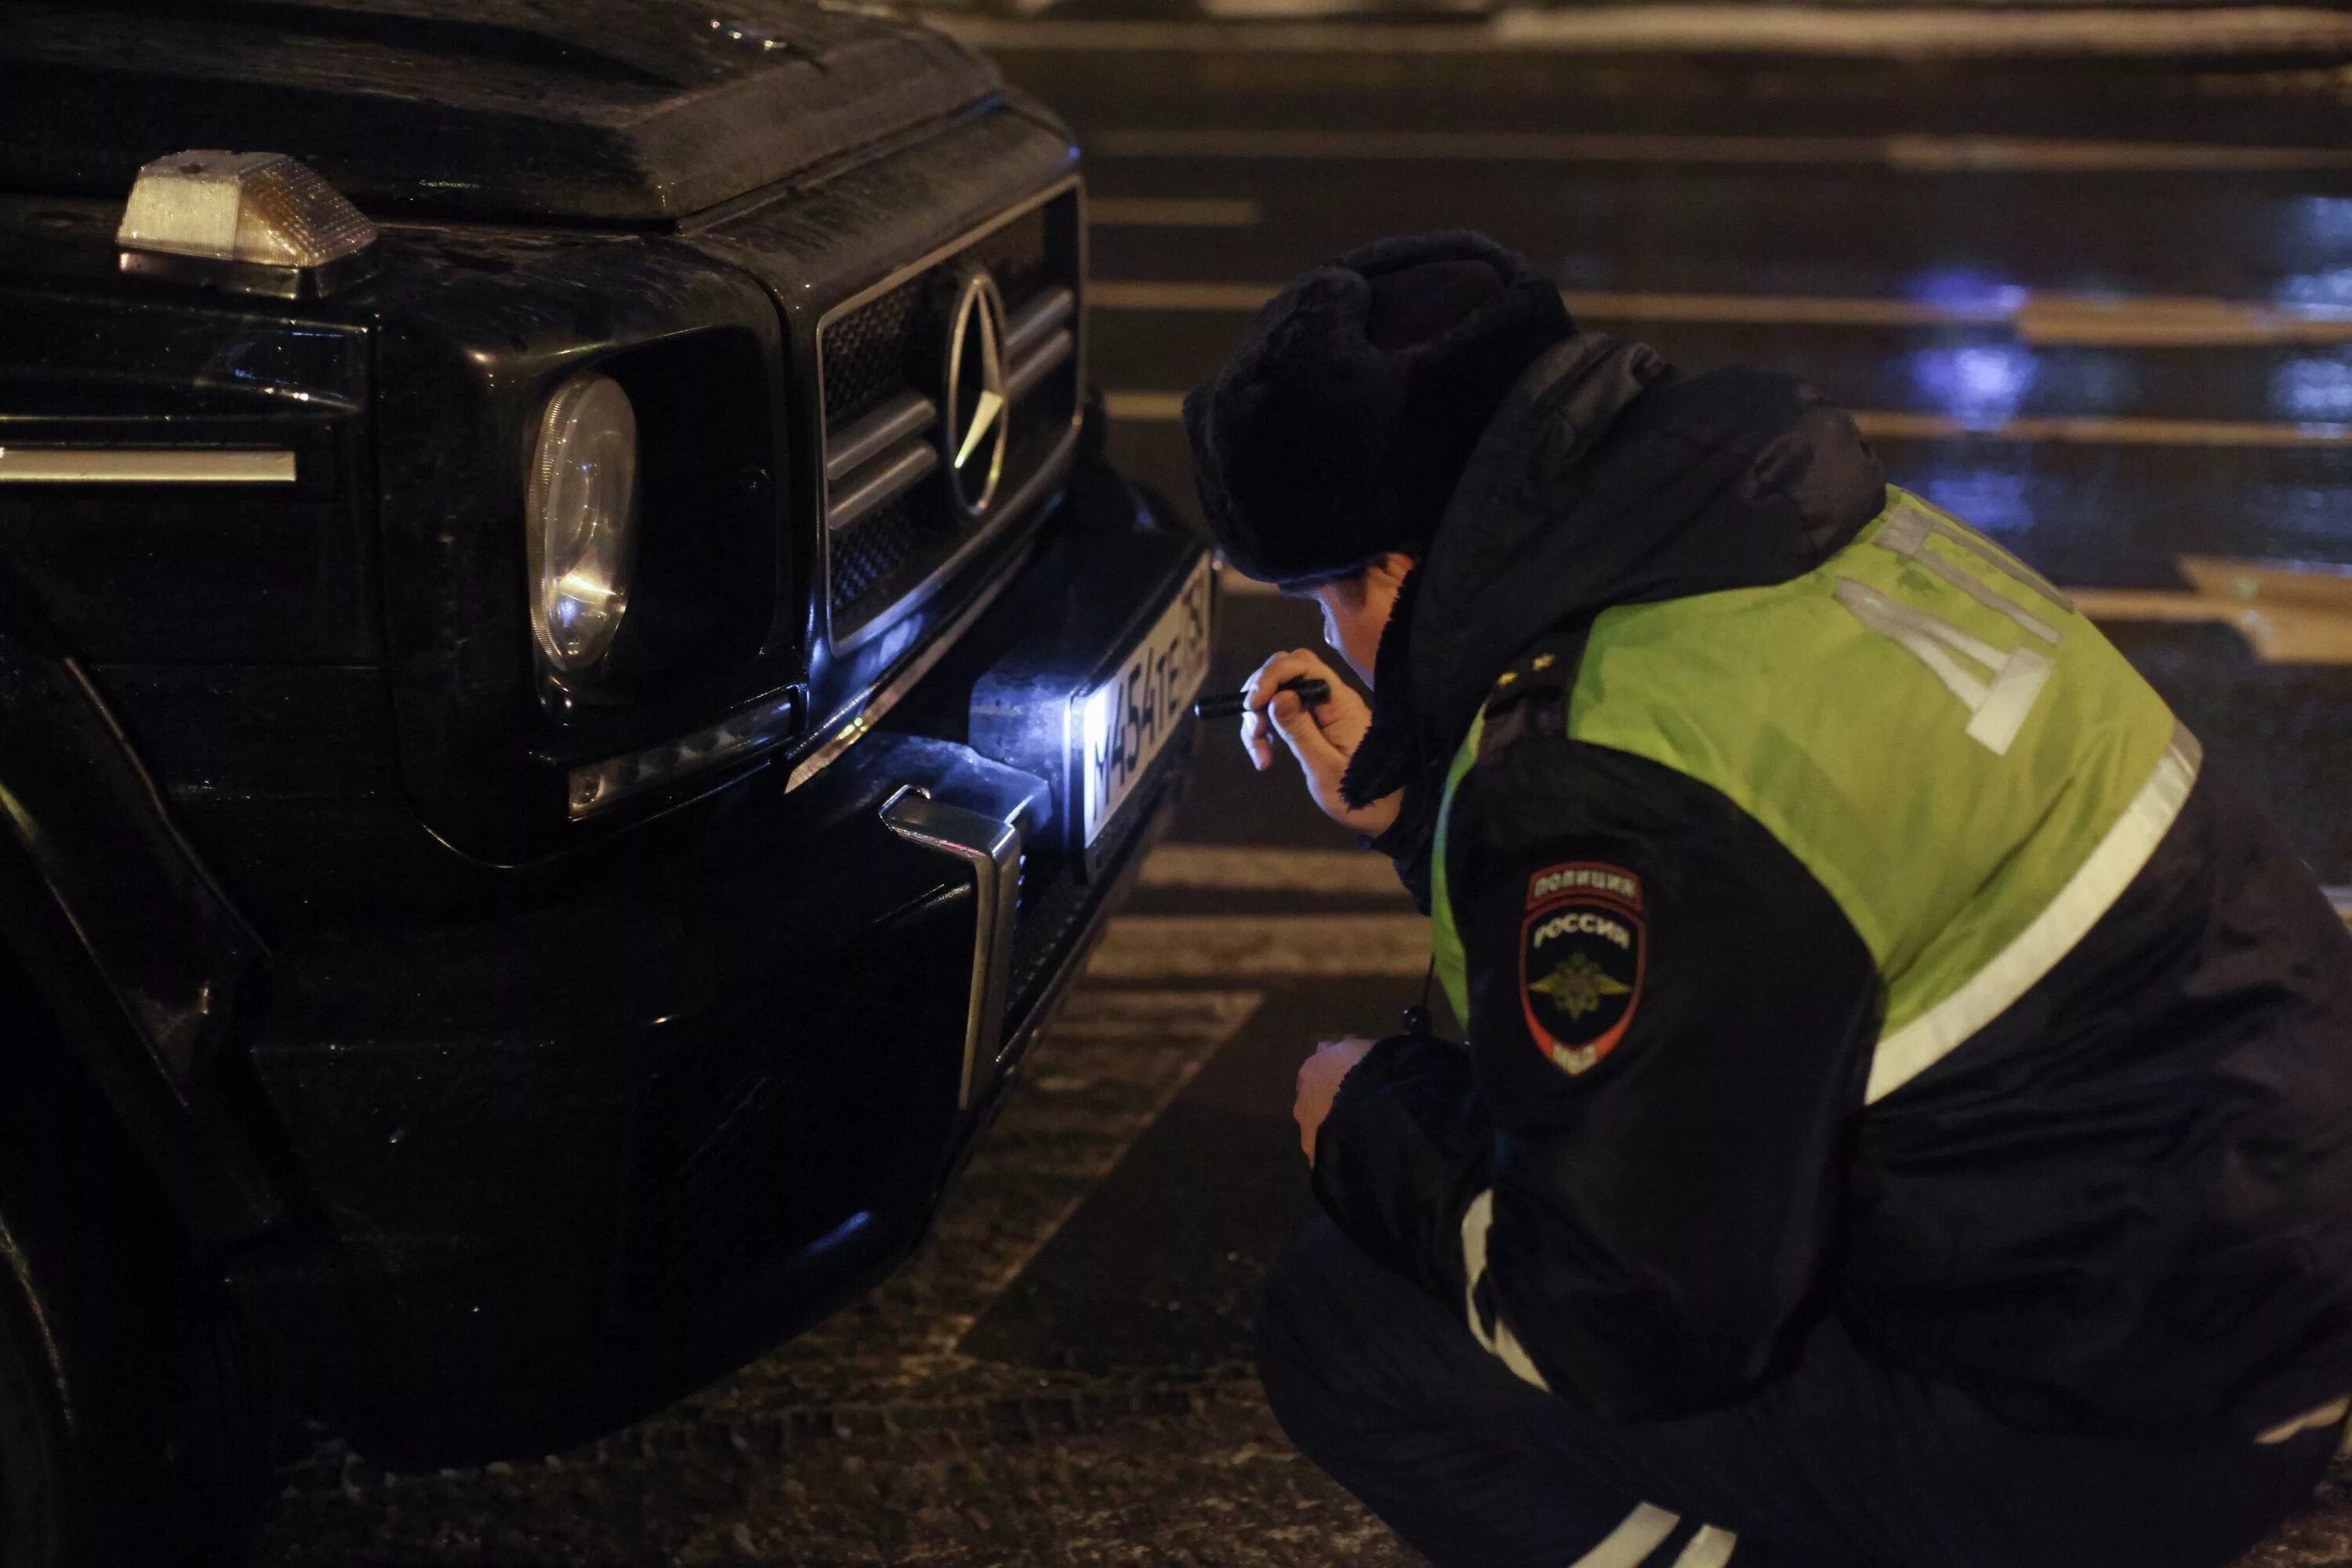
left=1193, top=675, right=1330, bottom=722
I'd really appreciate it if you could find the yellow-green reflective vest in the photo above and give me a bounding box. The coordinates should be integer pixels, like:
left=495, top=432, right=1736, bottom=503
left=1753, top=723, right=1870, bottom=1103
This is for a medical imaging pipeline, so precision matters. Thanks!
left=1431, top=486, right=2197, bottom=1103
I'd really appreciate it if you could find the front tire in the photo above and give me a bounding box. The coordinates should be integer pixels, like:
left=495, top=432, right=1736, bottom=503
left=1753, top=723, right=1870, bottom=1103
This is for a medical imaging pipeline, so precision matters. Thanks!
left=0, top=1210, right=67, bottom=1568
left=0, top=1056, right=276, bottom=1568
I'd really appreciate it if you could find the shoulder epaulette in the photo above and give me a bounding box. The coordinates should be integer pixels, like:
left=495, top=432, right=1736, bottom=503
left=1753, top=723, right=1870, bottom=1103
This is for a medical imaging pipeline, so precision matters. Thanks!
left=1482, top=630, right=1585, bottom=717
left=1477, top=629, right=1588, bottom=758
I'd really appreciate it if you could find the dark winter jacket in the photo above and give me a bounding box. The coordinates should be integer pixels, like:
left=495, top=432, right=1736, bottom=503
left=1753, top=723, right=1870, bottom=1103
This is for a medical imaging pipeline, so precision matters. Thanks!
left=1311, top=332, right=2352, bottom=1438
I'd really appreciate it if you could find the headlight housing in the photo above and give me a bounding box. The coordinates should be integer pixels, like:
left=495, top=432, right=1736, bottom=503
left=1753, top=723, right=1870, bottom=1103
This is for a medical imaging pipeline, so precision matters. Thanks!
left=525, top=372, right=640, bottom=673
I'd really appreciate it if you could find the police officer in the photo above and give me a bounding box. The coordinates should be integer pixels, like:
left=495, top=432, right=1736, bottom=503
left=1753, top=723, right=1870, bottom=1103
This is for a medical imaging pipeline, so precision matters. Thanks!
left=1187, top=230, right=2352, bottom=1567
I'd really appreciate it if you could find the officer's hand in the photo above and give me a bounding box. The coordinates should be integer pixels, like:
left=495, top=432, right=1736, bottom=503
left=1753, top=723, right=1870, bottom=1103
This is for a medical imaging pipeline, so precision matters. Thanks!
left=1295, top=1036, right=1376, bottom=1165
left=1237, top=650, right=1401, bottom=837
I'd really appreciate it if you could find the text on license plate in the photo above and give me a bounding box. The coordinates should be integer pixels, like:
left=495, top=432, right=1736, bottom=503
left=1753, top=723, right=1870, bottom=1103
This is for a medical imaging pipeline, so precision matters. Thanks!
left=1078, top=556, right=1213, bottom=846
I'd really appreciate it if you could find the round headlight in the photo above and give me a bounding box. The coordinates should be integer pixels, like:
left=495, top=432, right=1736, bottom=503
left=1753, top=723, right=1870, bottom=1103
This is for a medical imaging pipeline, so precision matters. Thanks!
left=524, top=372, right=640, bottom=673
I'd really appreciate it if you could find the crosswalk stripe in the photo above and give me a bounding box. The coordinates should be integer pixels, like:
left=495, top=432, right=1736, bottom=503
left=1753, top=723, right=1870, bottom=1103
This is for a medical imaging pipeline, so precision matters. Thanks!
left=1087, top=281, right=2352, bottom=348
left=1091, top=198, right=1262, bottom=228
left=1089, top=126, right=2352, bottom=172
left=1850, top=411, right=2352, bottom=447
left=1086, top=913, right=1430, bottom=978
left=1133, top=864, right=2352, bottom=922
left=1142, top=844, right=1406, bottom=896
left=1104, top=390, right=2352, bottom=446
left=937, top=12, right=2352, bottom=60
left=1093, top=280, right=2000, bottom=323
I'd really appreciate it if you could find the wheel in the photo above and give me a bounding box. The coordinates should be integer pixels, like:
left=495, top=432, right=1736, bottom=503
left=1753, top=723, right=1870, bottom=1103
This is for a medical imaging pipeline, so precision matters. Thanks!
left=0, top=1052, right=278, bottom=1568
left=0, top=1209, right=67, bottom=1568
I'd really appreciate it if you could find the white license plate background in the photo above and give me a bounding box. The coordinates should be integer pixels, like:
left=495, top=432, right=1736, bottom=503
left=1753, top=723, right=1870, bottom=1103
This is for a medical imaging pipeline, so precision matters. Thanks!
left=1077, top=556, right=1213, bottom=846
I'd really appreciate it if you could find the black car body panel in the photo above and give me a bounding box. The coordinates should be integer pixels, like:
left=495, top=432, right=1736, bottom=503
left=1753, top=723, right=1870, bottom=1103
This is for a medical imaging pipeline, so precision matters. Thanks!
left=0, top=0, right=1004, bottom=223
left=234, top=521, right=1201, bottom=1463
left=0, top=606, right=281, bottom=1246
left=0, top=0, right=1207, bottom=1466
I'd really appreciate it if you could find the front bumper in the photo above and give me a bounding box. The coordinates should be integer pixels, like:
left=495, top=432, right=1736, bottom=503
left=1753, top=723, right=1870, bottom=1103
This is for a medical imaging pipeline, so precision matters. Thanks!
left=231, top=478, right=1208, bottom=1465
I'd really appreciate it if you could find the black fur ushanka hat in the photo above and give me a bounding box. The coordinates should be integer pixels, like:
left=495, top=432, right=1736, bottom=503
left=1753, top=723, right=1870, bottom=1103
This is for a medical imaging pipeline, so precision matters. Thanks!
left=1181, top=230, right=1573, bottom=585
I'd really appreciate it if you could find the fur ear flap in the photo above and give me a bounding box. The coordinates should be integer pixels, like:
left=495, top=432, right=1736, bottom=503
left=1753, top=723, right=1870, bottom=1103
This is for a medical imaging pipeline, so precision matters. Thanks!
left=1185, top=231, right=1573, bottom=585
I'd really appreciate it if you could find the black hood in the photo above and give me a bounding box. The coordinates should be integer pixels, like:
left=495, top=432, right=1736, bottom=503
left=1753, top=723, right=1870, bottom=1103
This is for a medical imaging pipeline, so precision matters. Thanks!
left=0, top=0, right=1004, bottom=223
left=1344, top=332, right=1889, bottom=811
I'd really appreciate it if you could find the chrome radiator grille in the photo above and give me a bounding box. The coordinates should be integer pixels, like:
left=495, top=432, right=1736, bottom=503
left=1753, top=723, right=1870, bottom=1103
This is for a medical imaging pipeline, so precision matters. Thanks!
left=818, top=187, right=1083, bottom=645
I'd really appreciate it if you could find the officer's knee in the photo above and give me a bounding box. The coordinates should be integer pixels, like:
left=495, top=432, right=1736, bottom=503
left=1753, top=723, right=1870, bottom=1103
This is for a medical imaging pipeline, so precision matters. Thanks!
left=1257, top=1218, right=1420, bottom=1412
left=1255, top=1218, right=1357, bottom=1353
left=1258, top=1218, right=1499, bottom=1483
left=1255, top=1220, right=1368, bottom=1453
left=1255, top=1220, right=1328, bottom=1367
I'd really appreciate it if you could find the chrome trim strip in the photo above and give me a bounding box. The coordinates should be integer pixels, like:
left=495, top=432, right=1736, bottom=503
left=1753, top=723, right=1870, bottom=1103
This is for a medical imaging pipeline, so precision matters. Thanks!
left=784, top=536, right=1038, bottom=796
left=0, top=447, right=296, bottom=484
left=880, top=786, right=1024, bottom=1110
left=826, top=439, right=938, bottom=534
left=829, top=424, right=1077, bottom=654
left=814, top=175, right=1087, bottom=651
left=825, top=390, right=939, bottom=485
left=815, top=176, right=1082, bottom=368
left=1005, top=328, right=1075, bottom=405
left=1004, top=285, right=1076, bottom=363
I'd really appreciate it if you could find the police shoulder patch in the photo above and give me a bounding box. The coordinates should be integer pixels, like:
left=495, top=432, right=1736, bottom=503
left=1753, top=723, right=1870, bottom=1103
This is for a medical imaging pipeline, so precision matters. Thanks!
left=1519, top=862, right=1646, bottom=1076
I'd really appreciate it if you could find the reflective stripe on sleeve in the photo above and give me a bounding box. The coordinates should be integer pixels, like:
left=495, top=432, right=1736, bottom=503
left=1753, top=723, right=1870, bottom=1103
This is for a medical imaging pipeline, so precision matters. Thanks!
left=2256, top=1396, right=2350, bottom=1444
left=1460, top=1189, right=1554, bottom=1392
left=1866, top=723, right=2201, bottom=1103
left=1671, top=1525, right=1740, bottom=1568
left=1570, top=1503, right=1682, bottom=1568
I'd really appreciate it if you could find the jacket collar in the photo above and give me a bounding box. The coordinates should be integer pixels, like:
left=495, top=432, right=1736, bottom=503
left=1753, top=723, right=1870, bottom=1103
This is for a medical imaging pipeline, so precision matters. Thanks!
left=1341, top=332, right=1665, bottom=809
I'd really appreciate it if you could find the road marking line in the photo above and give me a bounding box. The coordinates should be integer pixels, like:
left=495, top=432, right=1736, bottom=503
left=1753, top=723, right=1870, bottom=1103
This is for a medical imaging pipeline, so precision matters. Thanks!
left=2013, top=295, right=2352, bottom=347
left=916, top=987, right=1266, bottom=1360
left=2074, top=557, right=2352, bottom=663
left=1095, top=280, right=2001, bottom=324
left=1093, top=281, right=1279, bottom=314
left=938, top=10, right=2352, bottom=56
left=1087, top=914, right=1432, bottom=978
left=1087, top=281, right=2352, bottom=347
left=1091, top=198, right=1264, bottom=228
left=1090, top=126, right=2352, bottom=173
left=1883, top=136, right=2352, bottom=174
left=1852, top=412, right=2352, bottom=446
left=1105, top=391, right=2352, bottom=447
left=1605, top=292, right=1996, bottom=328
left=1142, top=844, right=1407, bottom=895
left=1204, top=0, right=1484, bottom=16
left=1497, top=7, right=2352, bottom=56
left=1106, top=391, right=1193, bottom=421
left=1095, top=129, right=1886, bottom=165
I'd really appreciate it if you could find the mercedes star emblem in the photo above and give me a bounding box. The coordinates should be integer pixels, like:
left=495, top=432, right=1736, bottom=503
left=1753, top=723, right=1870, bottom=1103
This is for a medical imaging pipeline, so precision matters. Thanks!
left=944, top=267, right=1010, bottom=517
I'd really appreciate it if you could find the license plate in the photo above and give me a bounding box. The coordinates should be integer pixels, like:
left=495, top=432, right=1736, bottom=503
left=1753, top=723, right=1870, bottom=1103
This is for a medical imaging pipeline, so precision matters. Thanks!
left=1077, top=554, right=1212, bottom=847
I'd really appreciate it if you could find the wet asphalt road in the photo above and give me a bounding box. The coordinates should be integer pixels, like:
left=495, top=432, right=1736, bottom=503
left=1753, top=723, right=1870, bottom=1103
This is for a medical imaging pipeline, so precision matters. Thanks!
left=259, top=13, right=2352, bottom=1566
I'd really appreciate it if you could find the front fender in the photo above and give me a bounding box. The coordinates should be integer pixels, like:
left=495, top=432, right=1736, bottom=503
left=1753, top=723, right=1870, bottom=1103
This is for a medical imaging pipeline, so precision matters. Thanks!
left=0, top=603, right=277, bottom=1246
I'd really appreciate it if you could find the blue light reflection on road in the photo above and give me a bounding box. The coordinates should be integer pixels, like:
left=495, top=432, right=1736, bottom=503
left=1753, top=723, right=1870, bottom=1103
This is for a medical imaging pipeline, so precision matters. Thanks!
left=1909, top=343, right=2038, bottom=430
left=2276, top=355, right=2352, bottom=423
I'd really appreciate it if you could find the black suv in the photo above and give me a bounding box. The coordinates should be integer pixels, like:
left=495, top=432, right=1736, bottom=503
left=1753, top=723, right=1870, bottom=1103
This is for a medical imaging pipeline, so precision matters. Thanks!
left=0, top=2, right=1211, bottom=1559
